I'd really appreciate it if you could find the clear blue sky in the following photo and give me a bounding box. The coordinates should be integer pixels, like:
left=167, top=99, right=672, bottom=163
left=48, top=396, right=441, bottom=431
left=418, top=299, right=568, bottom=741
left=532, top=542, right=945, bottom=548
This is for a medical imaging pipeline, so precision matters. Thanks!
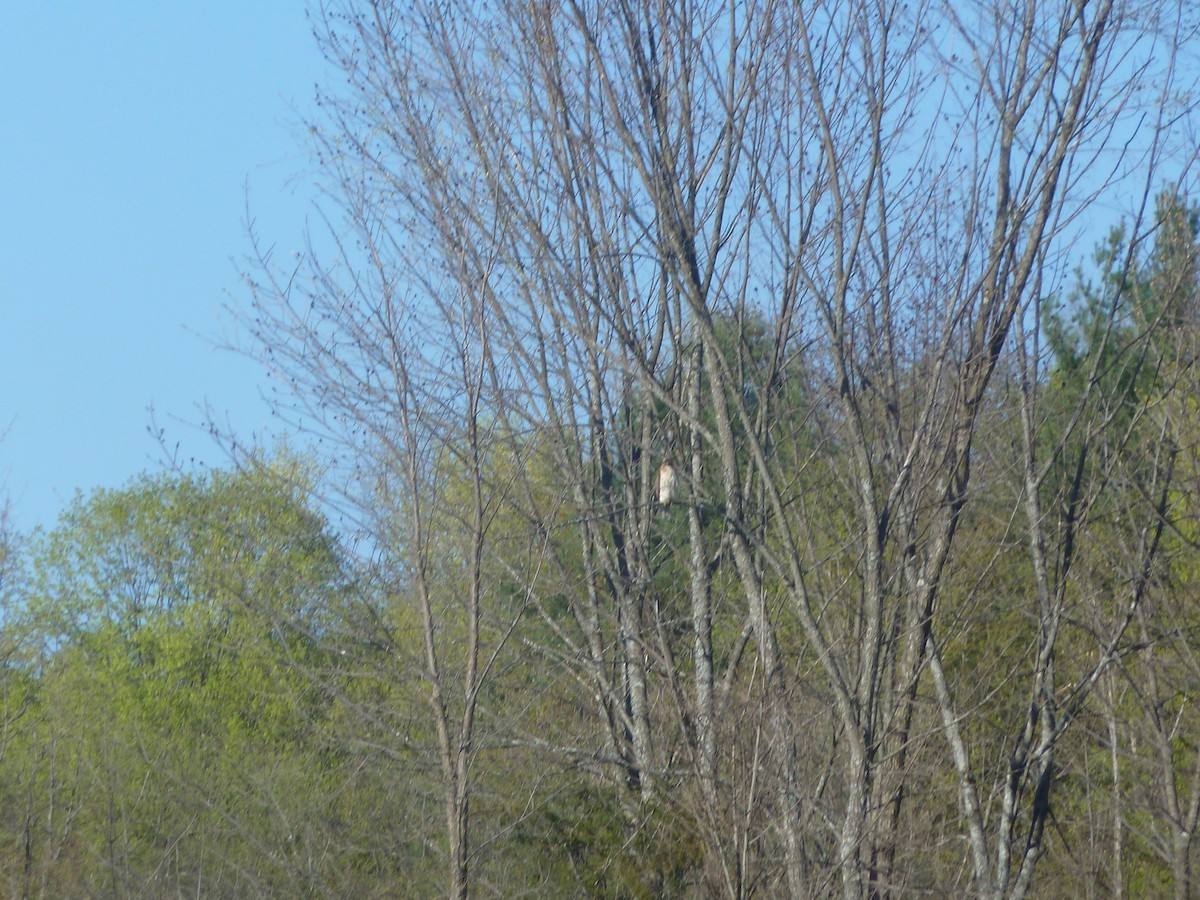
left=1, top=3, right=325, bottom=532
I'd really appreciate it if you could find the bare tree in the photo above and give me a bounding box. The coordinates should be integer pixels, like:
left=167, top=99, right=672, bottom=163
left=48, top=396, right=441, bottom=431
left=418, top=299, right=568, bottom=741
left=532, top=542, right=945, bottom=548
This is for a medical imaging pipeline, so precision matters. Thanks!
left=241, top=152, right=529, bottom=895
left=242, top=0, right=1198, bottom=894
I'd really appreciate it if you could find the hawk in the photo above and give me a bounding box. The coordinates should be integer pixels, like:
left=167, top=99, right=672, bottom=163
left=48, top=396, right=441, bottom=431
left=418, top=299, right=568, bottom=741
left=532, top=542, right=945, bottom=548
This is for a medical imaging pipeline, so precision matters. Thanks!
left=655, top=460, right=677, bottom=508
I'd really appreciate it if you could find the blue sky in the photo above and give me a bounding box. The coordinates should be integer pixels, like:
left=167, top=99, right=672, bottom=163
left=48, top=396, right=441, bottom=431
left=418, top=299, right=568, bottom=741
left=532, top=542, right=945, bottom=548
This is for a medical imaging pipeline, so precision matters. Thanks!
left=1, top=4, right=325, bottom=532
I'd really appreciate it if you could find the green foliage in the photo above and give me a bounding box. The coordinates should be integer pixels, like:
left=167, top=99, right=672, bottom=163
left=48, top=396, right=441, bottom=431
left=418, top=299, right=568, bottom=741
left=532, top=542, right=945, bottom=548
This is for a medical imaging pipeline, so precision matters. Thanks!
left=510, top=780, right=704, bottom=898
left=1044, top=194, right=1200, bottom=413
left=0, top=461, right=374, bottom=896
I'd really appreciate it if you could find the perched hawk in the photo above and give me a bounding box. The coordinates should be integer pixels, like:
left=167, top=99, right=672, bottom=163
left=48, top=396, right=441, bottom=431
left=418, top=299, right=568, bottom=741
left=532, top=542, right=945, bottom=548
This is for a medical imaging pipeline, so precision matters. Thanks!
left=655, top=460, right=677, bottom=508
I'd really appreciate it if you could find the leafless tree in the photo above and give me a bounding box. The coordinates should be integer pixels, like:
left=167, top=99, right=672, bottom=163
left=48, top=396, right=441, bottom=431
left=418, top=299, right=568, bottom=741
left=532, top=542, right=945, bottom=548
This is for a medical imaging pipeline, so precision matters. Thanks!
left=241, top=146, right=530, bottom=896
left=242, top=0, right=1199, bottom=894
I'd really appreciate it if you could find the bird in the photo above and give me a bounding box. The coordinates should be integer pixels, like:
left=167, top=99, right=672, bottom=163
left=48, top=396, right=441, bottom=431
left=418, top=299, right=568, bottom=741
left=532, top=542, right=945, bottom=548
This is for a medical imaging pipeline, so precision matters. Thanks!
left=655, top=459, right=676, bottom=509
